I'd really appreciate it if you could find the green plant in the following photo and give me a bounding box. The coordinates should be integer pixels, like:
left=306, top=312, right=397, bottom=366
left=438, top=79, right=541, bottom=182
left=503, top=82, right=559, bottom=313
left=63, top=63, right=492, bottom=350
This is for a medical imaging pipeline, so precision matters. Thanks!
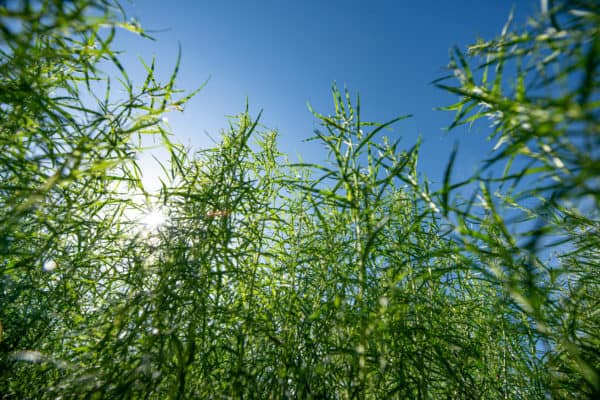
left=0, top=1, right=195, bottom=397
left=436, top=0, right=599, bottom=397
left=1, top=0, right=597, bottom=399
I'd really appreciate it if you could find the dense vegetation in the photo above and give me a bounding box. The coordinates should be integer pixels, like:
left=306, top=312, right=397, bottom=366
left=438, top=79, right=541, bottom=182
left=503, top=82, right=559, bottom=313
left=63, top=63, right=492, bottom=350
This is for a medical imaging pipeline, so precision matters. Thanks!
left=0, top=1, right=598, bottom=398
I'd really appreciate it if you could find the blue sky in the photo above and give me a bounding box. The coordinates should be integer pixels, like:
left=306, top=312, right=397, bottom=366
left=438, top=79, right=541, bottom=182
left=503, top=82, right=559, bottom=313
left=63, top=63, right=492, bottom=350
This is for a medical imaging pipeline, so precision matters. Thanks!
left=114, top=0, right=538, bottom=189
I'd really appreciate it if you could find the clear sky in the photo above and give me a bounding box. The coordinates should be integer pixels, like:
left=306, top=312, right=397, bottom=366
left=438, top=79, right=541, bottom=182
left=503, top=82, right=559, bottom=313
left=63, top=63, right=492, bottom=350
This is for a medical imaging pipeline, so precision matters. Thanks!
left=114, top=0, right=538, bottom=190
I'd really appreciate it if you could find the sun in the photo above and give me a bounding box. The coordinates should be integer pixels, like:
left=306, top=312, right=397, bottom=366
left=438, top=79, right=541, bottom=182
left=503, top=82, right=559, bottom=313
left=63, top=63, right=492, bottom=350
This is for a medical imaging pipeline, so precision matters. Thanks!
left=140, top=208, right=167, bottom=231
left=123, top=201, right=168, bottom=233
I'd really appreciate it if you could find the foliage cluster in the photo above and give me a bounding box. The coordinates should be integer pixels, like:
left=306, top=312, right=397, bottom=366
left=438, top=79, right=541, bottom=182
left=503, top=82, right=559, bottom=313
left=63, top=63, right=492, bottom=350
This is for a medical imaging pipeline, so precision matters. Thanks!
left=0, top=0, right=598, bottom=398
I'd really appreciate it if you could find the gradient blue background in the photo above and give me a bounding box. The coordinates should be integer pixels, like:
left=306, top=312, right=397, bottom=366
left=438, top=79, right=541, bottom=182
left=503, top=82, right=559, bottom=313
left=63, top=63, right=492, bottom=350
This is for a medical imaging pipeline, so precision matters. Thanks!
left=114, top=1, right=538, bottom=189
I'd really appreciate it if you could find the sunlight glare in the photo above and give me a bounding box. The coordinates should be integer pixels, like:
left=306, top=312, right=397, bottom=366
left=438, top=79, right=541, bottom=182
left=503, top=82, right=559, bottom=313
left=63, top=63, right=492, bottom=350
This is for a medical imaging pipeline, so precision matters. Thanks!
left=140, top=208, right=167, bottom=231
